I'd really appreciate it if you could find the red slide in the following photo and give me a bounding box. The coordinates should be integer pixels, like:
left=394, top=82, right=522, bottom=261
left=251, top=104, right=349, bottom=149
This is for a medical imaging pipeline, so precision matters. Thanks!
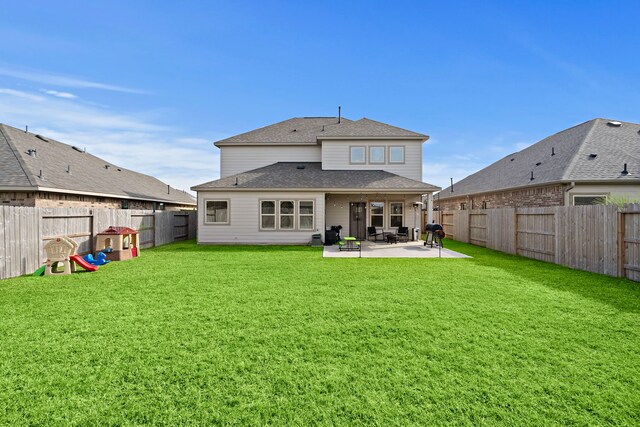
left=70, top=255, right=99, bottom=272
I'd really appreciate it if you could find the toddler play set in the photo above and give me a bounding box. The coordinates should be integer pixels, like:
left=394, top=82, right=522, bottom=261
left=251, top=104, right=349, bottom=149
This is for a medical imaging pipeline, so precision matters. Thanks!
left=96, top=226, right=139, bottom=261
left=33, top=226, right=140, bottom=276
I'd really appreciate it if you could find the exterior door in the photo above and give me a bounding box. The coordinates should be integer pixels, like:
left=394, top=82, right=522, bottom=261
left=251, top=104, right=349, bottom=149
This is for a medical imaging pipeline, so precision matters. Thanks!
left=349, top=202, right=366, bottom=240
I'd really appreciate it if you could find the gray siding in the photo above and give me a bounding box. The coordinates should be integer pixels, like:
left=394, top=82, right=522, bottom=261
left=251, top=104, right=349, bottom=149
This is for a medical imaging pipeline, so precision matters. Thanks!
left=321, top=140, right=423, bottom=181
left=197, top=191, right=325, bottom=244
left=220, top=146, right=322, bottom=177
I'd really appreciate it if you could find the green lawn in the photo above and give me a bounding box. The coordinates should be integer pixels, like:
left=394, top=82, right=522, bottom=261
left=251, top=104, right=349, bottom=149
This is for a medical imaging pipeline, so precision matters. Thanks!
left=1, top=240, right=639, bottom=426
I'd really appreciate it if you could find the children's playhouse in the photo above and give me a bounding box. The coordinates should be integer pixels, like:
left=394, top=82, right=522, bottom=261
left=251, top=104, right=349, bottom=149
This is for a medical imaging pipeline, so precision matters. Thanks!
left=96, top=226, right=140, bottom=261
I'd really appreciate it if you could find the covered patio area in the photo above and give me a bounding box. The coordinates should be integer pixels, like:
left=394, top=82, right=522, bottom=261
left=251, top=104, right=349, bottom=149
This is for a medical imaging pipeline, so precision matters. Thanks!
left=322, top=240, right=471, bottom=258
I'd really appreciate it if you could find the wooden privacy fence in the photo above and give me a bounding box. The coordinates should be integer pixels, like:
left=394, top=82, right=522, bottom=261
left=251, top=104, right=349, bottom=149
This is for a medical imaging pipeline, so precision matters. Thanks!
left=0, top=207, right=197, bottom=280
left=434, top=204, right=640, bottom=282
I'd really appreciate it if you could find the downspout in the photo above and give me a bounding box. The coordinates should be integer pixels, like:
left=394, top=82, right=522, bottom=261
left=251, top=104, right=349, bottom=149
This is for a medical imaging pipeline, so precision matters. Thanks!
left=564, top=181, right=576, bottom=206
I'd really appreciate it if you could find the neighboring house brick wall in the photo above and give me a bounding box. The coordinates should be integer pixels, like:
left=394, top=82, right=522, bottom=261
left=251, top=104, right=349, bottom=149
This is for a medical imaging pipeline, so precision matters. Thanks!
left=0, top=192, right=37, bottom=207
left=1, top=191, right=194, bottom=210
left=436, top=184, right=568, bottom=211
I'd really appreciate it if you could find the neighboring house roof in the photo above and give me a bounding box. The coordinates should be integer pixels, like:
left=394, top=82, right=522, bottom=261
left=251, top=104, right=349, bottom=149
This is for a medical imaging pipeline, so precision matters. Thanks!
left=0, top=124, right=196, bottom=205
left=438, top=118, right=640, bottom=199
left=214, top=117, right=427, bottom=146
left=191, top=162, right=441, bottom=192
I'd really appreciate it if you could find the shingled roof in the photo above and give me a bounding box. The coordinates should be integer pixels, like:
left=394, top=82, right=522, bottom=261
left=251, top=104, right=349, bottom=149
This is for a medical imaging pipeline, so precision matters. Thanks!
left=439, top=118, right=640, bottom=199
left=191, top=162, right=440, bottom=192
left=0, top=124, right=195, bottom=205
left=214, top=117, right=427, bottom=146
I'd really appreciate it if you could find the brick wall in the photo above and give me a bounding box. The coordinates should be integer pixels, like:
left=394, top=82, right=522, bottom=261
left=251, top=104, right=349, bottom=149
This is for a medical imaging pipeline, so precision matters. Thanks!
left=435, top=184, right=568, bottom=211
left=1, top=191, right=193, bottom=210
left=0, top=192, right=37, bottom=207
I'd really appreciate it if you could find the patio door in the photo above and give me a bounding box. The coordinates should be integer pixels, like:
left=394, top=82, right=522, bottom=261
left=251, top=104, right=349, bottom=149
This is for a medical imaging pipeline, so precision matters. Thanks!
left=349, top=202, right=366, bottom=240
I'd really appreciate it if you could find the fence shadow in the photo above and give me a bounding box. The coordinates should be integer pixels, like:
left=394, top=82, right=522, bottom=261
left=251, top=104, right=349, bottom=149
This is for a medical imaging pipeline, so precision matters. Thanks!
left=448, top=240, right=640, bottom=315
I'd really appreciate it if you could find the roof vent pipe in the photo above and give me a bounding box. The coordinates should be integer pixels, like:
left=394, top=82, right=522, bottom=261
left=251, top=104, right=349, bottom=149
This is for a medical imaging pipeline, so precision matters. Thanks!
left=25, top=125, right=28, bottom=133
left=27, top=149, right=37, bottom=157
left=530, top=171, right=534, bottom=181
left=38, top=169, right=44, bottom=179
left=338, top=106, right=341, bottom=124
left=551, top=147, right=555, bottom=156
left=450, top=177, right=454, bottom=192
left=167, top=184, right=170, bottom=194
left=622, top=163, right=629, bottom=175
left=67, top=165, right=71, bottom=174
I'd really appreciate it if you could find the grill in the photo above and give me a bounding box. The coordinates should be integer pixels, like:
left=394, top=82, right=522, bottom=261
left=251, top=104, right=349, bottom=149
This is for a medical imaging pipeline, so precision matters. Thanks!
left=424, top=223, right=445, bottom=248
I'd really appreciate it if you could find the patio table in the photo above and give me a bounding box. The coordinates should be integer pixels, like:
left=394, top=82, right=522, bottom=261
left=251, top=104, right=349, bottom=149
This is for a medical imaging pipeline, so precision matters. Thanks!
left=339, top=237, right=361, bottom=252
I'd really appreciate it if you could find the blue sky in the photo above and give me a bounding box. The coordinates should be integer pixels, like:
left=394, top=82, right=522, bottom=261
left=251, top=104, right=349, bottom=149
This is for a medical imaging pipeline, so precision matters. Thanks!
left=1, top=1, right=639, bottom=192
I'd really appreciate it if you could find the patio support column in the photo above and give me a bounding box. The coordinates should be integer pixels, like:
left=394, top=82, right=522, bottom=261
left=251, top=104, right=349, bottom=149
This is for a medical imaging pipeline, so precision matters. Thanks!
left=427, top=193, right=434, bottom=225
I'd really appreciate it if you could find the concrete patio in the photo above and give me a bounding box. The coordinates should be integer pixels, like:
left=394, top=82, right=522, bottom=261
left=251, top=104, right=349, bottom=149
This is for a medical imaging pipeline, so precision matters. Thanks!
left=322, top=240, right=472, bottom=258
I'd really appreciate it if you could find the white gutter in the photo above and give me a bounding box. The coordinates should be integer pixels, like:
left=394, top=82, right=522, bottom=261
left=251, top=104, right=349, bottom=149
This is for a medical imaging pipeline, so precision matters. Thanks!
left=191, top=188, right=440, bottom=194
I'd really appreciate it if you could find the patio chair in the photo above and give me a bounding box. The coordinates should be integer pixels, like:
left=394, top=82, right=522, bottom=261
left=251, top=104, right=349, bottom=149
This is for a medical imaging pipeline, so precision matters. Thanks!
left=367, top=226, right=383, bottom=241
left=397, top=226, right=409, bottom=242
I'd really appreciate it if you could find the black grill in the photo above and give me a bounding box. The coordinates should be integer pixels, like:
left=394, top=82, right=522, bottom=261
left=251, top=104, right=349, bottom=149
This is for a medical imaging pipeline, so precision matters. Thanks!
left=424, top=223, right=445, bottom=248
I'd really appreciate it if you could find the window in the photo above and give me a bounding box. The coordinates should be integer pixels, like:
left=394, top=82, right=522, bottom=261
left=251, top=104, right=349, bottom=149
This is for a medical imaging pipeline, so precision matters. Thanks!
left=573, top=195, right=605, bottom=206
left=460, top=202, right=467, bottom=211
left=121, top=200, right=129, bottom=209
left=260, top=201, right=276, bottom=229
left=482, top=201, right=488, bottom=209
left=205, top=200, right=229, bottom=224
left=298, top=201, right=314, bottom=230
left=370, top=202, right=384, bottom=227
left=350, top=146, right=365, bottom=164
left=279, top=201, right=295, bottom=229
left=369, top=146, right=385, bottom=164
left=389, top=146, right=405, bottom=163
left=390, top=202, right=404, bottom=227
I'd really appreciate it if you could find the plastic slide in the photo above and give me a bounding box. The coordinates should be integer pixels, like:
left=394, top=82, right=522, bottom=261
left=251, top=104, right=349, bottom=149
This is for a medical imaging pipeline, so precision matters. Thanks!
left=69, top=255, right=99, bottom=272
left=33, top=265, right=46, bottom=276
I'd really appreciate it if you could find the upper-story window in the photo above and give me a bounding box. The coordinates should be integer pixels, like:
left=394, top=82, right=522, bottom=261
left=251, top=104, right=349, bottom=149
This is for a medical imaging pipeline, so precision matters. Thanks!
left=389, top=146, right=405, bottom=163
left=369, top=146, right=385, bottom=164
left=350, top=146, right=366, bottom=164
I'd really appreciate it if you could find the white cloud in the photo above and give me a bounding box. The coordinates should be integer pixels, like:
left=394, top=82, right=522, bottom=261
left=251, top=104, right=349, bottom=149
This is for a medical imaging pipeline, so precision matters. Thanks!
left=0, top=87, right=165, bottom=131
left=0, top=88, right=44, bottom=101
left=42, top=89, right=77, bottom=99
left=0, top=88, right=218, bottom=193
left=423, top=160, right=486, bottom=191
left=0, top=65, right=145, bottom=94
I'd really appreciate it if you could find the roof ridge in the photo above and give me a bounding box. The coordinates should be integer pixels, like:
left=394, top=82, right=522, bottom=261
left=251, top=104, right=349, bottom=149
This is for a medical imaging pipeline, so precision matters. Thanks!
left=356, top=117, right=427, bottom=136
left=561, top=119, right=599, bottom=181
left=0, top=124, right=36, bottom=186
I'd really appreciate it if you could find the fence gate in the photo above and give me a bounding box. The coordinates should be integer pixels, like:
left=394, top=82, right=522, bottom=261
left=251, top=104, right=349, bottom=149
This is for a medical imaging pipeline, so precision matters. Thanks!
left=469, top=212, right=487, bottom=247
left=623, top=205, right=640, bottom=281
left=173, top=214, right=189, bottom=241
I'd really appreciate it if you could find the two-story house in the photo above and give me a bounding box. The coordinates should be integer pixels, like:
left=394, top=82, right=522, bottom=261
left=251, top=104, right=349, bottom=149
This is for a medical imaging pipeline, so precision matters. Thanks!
left=191, top=116, right=440, bottom=244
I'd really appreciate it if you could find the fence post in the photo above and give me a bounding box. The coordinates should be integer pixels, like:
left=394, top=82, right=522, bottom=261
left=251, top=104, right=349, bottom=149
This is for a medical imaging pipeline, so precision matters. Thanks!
left=513, top=209, right=518, bottom=255
left=618, top=210, right=625, bottom=277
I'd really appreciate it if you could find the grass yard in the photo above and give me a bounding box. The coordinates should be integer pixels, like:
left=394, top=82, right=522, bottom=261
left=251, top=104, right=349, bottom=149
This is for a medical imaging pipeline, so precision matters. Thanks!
left=1, top=240, right=639, bottom=426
